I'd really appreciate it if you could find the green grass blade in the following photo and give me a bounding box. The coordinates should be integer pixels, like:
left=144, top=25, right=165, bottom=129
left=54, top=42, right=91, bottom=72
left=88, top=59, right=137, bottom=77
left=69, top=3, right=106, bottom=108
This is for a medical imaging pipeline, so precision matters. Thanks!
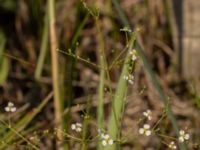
left=34, top=7, right=49, bottom=80
left=0, top=57, right=9, bottom=85
left=0, top=31, right=9, bottom=85
left=0, top=31, right=6, bottom=59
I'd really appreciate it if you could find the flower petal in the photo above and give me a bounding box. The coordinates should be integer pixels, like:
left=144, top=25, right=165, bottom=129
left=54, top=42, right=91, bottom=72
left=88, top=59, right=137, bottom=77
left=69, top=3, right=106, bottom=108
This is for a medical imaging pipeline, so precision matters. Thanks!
left=185, top=134, right=190, bottom=140
left=108, top=139, right=113, bottom=145
left=179, top=130, right=185, bottom=135
left=102, top=140, right=107, bottom=146
left=144, top=124, right=150, bottom=129
left=139, top=128, right=144, bottom=134
left=179, top=137, right=184, bottom=142
left=145, top=130, right=151, bottom=136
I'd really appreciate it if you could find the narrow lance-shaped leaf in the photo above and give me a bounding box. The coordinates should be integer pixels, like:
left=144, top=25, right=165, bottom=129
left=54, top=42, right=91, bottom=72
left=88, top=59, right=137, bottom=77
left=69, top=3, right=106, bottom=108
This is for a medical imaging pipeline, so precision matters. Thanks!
left=105, top=33, right=136, bottom=150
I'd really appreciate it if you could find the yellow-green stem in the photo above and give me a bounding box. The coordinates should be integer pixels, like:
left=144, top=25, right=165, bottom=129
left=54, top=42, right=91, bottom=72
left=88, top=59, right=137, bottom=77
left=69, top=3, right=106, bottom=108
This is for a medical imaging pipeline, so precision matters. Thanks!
left=48, top=0, right=63, bottom=146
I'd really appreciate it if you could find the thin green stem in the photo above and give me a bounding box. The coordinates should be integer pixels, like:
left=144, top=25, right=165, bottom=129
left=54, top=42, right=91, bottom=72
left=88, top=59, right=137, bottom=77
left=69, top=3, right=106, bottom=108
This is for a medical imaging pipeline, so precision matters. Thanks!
left=152, top=113, right=167, bottom=132
left=95, top=16, right=106, bottom=150
left=57, top=49, right=104, bottom=70
left=157, top=133, right=177, bottom=141
left=108, top=45, right=128, bottom=70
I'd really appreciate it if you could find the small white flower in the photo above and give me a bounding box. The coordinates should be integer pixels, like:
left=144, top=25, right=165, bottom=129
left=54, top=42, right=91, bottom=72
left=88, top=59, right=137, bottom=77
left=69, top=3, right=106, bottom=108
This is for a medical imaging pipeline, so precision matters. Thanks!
left=143, top=109, right=152, bottom=120
left=71, top=123, right=82, bottom=132
left=139, top=124, right=151, bottom=136
left=129, top=49, right=137, bottom=61
left=168, top=141, right=177, bottom=149
left=101, top=133, right=113, bottom=146
left=178, top=130, right=190, bottom=142
left=120, top=27, right=132, bottom=33
left=123, top=74, right=134, bottom=84
left=4, top=102, right=16, bottom=112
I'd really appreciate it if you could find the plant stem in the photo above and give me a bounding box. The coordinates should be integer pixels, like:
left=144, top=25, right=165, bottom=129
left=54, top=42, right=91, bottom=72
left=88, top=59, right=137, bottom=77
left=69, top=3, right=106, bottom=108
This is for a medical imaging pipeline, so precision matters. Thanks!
left=95, top=17, right=105, bottom=150
left=48, top=0, right=63, bottom=147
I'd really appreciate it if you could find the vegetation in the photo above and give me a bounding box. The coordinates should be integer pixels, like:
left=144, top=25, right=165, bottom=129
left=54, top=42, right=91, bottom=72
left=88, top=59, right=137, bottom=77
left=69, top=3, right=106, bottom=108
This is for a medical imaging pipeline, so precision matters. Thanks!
left=0, top=0, right=199, bottom=149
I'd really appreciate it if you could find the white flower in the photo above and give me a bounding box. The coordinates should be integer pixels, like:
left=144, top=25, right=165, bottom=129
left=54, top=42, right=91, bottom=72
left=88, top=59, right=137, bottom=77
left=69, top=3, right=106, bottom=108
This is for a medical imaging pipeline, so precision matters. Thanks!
left=129, top=49, right=137, bottom=61
left=139, top=124, right=151, bottom=136
left=4, top=102, right=16, bottom=112
left=123, top=74, right=134, bottom=84
left=101, top=133, right=113, bottom=146
left=143, top=109, right=152, bottom=120
left=120, top=27, right=132, bottom=33
left=178, top=130, right=190, bottom=142
left=168, top=141, right=177, bottom=149
left=71, top=123, right=82, bottom=132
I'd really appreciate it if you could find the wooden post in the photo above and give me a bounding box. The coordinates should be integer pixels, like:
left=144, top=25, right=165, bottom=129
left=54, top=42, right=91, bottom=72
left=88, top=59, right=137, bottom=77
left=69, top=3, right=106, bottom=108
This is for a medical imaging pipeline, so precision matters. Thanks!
left=172, top=0, right=200, bottom=78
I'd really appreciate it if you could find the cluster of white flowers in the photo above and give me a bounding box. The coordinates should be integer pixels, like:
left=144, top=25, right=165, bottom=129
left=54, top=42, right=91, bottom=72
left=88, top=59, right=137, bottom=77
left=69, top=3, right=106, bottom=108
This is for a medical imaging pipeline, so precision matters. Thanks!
left=168, top=141, right=177, bottom=149
left=71, top=123, right=82, bottom=132
left=70, top=113, right=190, bottom=149
left=179, top=130, right=190, bottom=143
left=129, top=49, right=137, bottom=61
left=101, top=133, right=113, bottom=146
left=124, top=74, right=134, bottom=84
left=139, top=124, right=151, bottom=136
left=139, top=109, right=152, bottom=137
left=97, top=129, right=113, bottom=146
left=4, top=102, right=16, bottom=112
left=138, top=109, right=191, bottom=148
left=143, top=109, right=152, bottom=120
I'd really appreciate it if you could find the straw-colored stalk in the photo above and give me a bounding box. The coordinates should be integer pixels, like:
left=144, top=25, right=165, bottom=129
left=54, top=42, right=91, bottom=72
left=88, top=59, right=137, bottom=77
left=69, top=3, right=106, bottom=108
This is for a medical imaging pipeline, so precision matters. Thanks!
left=48, top=0, right=63, bottom=144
